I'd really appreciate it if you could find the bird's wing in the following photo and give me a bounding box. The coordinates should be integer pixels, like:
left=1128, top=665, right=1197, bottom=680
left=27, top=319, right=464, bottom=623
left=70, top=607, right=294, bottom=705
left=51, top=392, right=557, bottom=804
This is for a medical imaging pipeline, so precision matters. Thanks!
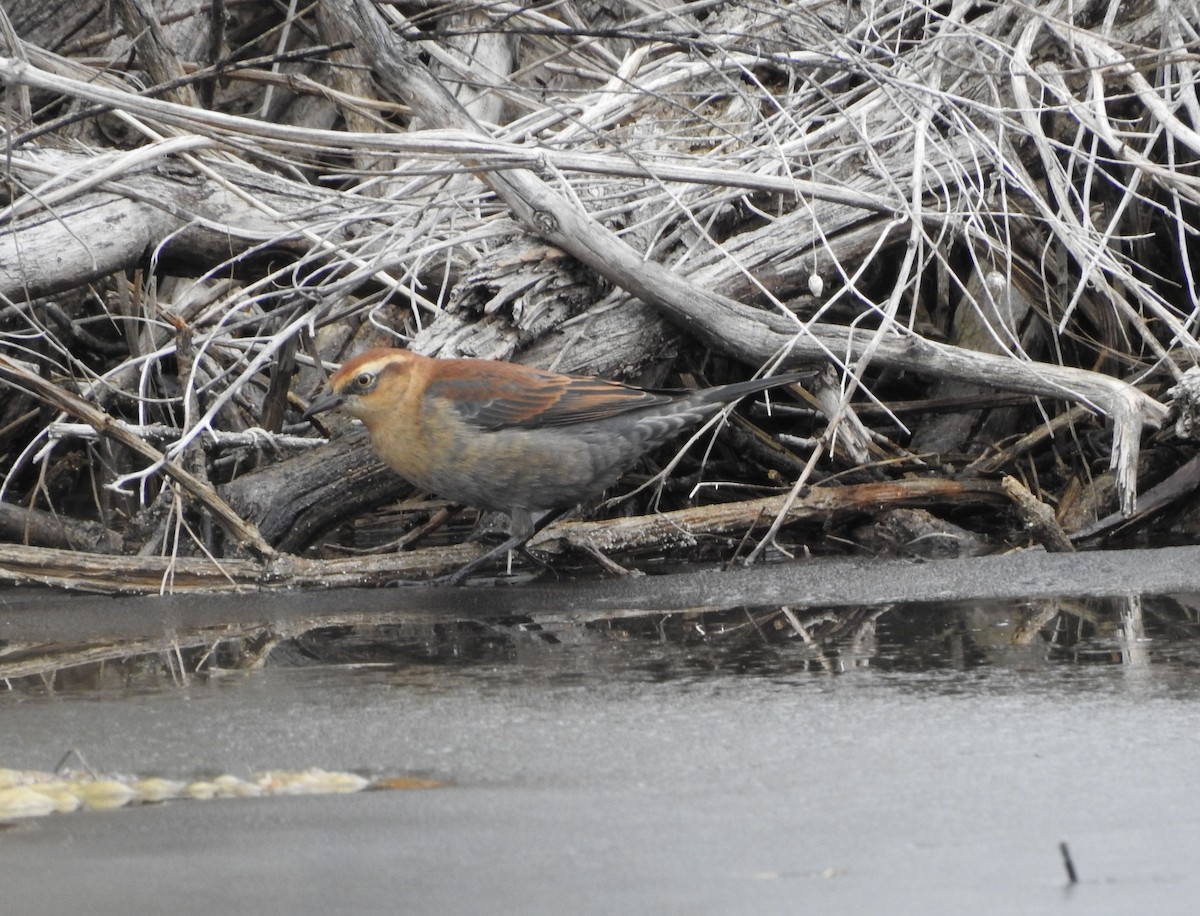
left=428, top=367, right=679, bottom=431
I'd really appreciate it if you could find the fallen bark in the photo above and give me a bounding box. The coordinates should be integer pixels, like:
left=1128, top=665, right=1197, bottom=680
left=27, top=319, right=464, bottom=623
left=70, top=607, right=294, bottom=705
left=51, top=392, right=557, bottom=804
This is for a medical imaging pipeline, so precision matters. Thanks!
left=0, top=499, right=123, bottom=553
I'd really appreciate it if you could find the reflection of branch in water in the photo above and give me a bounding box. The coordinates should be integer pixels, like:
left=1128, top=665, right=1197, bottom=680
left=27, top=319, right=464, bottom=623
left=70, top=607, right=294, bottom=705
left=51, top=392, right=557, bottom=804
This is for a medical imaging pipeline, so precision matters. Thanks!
left=0, top=627, right=273, bottom=689
left=0, top=614, right=561, bottom=691
left=0, top=613, right=395, bottom=689
left=3, top=595, right=1196, bottom=692
left=1043, top=595, right=1161, bottom=665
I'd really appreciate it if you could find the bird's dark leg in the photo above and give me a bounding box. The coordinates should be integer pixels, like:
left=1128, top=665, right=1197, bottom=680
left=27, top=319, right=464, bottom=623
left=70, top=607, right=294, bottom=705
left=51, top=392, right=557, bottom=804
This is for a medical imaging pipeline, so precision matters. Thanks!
left=386, top=532, right=529, bottom=588
left=430, top=507, right=573, bottom=586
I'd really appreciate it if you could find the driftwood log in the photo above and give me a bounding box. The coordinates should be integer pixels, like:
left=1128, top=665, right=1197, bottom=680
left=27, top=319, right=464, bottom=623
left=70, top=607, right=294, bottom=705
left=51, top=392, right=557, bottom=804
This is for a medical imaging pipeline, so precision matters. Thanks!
left=0, top=0, right=1197, bottom=594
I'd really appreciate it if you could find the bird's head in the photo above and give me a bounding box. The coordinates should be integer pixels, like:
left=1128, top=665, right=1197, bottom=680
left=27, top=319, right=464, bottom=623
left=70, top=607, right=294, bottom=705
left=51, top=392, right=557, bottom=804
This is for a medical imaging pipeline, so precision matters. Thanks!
left=302, top=348, right=419, bottom=423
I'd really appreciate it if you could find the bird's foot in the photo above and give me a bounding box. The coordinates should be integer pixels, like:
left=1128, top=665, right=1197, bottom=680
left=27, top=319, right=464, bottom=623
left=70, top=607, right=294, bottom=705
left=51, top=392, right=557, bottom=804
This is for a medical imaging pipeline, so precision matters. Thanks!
left=404, top=532, right=535, bottom=586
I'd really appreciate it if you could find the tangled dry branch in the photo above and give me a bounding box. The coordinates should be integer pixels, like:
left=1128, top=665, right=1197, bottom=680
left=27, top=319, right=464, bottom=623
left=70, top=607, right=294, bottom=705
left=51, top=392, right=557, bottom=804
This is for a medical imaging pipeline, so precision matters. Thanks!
left=0, top=0, right=1196, bottom=592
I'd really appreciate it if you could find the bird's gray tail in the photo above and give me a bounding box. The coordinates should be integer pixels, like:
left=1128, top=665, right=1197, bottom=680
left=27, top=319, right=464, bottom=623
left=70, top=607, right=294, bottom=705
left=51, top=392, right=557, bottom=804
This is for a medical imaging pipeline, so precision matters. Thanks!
left=696, top=369, right=813, bottom=406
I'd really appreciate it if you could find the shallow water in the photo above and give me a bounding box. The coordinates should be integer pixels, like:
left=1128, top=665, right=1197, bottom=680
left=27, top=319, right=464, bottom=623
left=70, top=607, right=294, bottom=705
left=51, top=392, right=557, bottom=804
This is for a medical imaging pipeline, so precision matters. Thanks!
left=4, top=552, right=1200, bottom=915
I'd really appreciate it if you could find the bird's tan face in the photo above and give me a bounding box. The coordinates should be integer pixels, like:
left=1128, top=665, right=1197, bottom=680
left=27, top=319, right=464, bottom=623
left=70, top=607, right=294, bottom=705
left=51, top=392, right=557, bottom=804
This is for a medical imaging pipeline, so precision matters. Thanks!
left=302, top=348, right=418, bottom=425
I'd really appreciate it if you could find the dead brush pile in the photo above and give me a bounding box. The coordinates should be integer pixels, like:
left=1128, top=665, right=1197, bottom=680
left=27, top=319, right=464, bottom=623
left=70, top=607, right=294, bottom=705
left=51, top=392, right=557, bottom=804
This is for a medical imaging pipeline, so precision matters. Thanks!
left=0, top=0, right=1196, bottom=592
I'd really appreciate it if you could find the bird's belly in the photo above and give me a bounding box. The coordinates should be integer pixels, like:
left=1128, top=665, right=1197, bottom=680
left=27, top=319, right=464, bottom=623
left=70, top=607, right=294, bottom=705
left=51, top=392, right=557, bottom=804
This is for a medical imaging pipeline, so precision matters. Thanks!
left=368, top=397, right=718, bottom=519
left=463, top=428, right=628, bottom=512
left=381, top=425, right=631, bottom=516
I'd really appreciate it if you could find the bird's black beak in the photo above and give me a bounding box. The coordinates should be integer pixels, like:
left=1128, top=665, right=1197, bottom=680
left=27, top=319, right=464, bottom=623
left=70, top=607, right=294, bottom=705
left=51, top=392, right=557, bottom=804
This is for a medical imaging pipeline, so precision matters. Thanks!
left=301, top=390, right=343, bottom=421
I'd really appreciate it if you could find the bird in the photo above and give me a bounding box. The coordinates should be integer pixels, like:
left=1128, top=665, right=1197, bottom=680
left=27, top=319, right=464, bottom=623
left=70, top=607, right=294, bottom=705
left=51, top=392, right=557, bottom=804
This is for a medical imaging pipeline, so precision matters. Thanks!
left=302, top=347, right=809, bottom=583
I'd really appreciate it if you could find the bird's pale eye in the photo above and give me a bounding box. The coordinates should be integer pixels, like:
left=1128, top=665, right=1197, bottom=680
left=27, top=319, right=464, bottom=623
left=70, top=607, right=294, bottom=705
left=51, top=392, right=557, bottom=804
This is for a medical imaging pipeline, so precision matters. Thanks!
left=355, top=371, right=374, bottom=390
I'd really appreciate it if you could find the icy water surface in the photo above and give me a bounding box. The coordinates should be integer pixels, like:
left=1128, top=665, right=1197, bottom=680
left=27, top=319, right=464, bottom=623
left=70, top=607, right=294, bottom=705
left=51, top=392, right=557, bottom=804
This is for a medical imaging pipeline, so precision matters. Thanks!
left=3, top=549, right=1200, bottom=915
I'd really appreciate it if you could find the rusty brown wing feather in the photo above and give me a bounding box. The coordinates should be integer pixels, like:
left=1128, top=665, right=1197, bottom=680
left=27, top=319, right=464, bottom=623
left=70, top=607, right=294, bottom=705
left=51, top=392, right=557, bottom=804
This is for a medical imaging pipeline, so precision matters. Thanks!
left=427, top=366, right=678, bottom=431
